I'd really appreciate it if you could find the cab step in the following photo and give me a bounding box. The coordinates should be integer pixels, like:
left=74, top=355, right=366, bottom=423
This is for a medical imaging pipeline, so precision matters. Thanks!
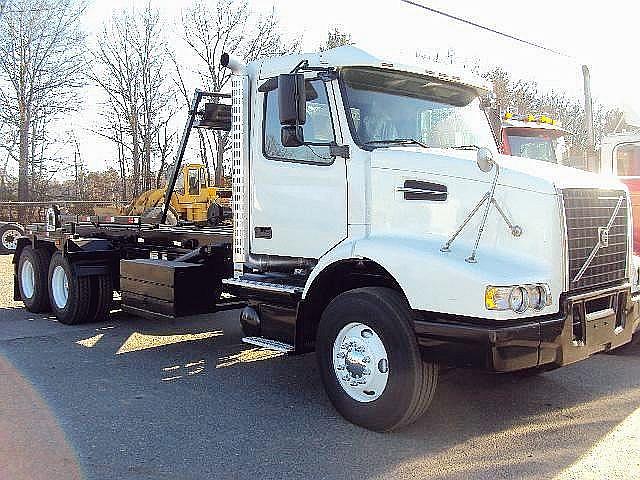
left=242, top=336, right=294, bottom=353
left=222, top=276, right=304, bottom=296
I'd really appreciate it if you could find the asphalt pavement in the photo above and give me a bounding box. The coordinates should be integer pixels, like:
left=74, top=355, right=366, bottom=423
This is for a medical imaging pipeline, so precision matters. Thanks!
left=1, top=254, right=640, bottom=480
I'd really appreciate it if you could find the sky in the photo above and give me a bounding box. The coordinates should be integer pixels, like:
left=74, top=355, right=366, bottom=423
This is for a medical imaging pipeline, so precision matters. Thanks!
left=69, top=0, right=640, bottom=172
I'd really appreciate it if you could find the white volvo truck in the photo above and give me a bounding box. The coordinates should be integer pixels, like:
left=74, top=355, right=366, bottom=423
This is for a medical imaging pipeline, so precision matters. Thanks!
left=14, top=46, right=640, bottom=431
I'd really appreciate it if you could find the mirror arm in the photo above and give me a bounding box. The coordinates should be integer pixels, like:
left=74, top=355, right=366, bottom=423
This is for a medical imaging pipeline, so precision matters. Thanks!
left=290, top=59, right=309, bottom=73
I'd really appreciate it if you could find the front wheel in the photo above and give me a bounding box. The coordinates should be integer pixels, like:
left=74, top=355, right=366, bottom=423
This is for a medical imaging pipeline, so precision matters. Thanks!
left=206, top=202, right=224, bottom=226
left=316, top=287, right=438, bottom=432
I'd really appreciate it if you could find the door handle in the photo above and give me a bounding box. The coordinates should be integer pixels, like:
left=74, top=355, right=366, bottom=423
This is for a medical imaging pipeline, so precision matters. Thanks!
left=397, top=180, right=447, bottom=201
left=254, top=226, right=272, bottom=239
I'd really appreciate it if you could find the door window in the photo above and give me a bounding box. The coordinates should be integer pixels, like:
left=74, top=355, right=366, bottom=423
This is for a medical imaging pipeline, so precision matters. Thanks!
left=615, top=143, right=640, bottom=176
left=188, top=168, right=200, bottom=195
left=263, top=79, right=335, bottom=164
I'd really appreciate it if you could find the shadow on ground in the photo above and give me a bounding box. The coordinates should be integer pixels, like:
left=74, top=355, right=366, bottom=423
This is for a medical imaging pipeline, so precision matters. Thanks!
left=1, top=301, right=640, bottom=480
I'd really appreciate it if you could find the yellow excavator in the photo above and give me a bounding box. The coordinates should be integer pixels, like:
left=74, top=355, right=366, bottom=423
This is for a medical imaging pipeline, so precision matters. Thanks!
left=96, top=163, right=231, bottom=226
left=97, top=92, right=233, bottom=226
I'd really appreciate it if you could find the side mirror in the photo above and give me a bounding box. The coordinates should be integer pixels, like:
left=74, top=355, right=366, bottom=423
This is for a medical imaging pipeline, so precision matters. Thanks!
left=278, top=73, right=306, bottom=126
left=281, top=125, right=304, bottom=147
left=477, top=147, right=495, bottom=173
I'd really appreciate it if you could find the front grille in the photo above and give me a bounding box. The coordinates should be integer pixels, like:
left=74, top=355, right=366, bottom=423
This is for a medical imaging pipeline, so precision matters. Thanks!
left=563, top=189, right=629, bottom=292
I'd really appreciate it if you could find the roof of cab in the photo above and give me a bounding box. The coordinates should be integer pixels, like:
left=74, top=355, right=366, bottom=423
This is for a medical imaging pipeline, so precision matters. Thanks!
left=601, top=132, right=640, bottom=147
left=251, top=45, right=491, bottom=94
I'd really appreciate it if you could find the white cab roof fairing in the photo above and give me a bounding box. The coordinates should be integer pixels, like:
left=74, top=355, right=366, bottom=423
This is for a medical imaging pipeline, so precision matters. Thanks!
left=251, top=46, right=491, bottom=95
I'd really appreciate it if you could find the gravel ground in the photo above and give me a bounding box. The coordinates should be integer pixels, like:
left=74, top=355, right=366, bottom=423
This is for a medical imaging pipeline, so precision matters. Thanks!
left=1, top=253, right=640, bottom=480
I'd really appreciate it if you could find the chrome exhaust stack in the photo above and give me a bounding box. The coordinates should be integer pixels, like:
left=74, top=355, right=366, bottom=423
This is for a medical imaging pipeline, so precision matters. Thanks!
left=221, top=53, right=246, bottom=74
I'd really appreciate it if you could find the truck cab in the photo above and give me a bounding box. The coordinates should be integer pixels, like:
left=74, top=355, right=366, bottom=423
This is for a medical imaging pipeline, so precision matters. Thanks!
left=222, top=47, right=639, bottom=430
left=501, top=113, right=570, bottom=164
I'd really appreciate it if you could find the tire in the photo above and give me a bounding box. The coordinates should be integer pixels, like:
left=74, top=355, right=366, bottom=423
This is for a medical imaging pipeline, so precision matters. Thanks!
left=0, top=223, right=24, bottom=253
left=17, top=245, right=51, bottom=313
left=207, top=203, right=224, bottom=226
left=316, top=287, right=438, bottom=432
left=87, top=274, right=113, bottom=323
left=48, top=253, right=93, bottom=325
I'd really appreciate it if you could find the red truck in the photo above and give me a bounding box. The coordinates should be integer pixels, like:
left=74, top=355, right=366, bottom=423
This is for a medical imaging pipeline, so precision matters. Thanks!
left=600, top=133, right=640, bottom=255
left=501, top=113, right=570, bottom=165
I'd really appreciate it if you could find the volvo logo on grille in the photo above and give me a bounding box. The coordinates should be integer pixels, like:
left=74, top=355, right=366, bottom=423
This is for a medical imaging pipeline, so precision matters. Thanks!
left=573, top=195, right=625, bottom=284
left=598, top=226, right=610, bottom=247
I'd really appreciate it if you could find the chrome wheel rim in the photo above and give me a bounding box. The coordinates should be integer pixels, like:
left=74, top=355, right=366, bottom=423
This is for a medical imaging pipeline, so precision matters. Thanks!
left=51, top=265, right=69, bottom=309
left=1, top=229, right=21, bottom=250
left=21, top=259, right=35, bottom=299
left=332, top=322, right=389, bottom=403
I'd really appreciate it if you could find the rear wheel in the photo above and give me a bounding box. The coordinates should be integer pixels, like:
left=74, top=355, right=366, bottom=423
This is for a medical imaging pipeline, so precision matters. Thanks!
left=87, top=274, right=113, bottom=323
left=316, top=287, right=438, bottom=432
left=18, top=245, right=51, bottom=313
left=0, top=223, right=24, bottom=253
left=48, top=253, right=93, bottom=325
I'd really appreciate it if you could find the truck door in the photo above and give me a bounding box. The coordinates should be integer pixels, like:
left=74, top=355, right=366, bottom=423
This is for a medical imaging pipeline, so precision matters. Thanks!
left=250, top=77, right=347, bottom=259
left=613, top=142, right=640, bottom=254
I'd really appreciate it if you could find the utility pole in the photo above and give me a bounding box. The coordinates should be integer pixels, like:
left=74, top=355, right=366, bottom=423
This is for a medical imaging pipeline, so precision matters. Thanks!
left=73, top=151, right=79, bottom=199
left=582, top=65, right=596, bottom=171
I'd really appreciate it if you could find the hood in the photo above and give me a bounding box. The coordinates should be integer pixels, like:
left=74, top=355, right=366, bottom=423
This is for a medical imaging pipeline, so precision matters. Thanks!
left=370, top=147, right=627, bottom=194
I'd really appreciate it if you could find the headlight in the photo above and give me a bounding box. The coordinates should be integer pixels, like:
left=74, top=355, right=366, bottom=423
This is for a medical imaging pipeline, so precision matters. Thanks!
left=526, top=284, right=550, bottom=311
left=508, top=286, right=528, bottom=313
left=486, top=284, right=551, bottom=314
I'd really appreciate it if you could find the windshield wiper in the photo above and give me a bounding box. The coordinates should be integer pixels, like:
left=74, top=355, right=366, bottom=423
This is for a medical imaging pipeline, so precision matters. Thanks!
left=363, top=138, right=429, bottom=149
left=449, top=144, right=481, bottom=150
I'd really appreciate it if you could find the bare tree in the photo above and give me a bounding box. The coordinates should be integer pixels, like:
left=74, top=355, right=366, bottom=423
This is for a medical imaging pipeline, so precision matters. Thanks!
left=0, top=0, right=86, bottom=201
left=155, top=123, right=175, bottom=188
left=91, top=3, right=176, bottom=197
left=180, top=0, right=299, bottom=185
left=319, top=26, right=354, bottom=52
left=483, top=66, right=627, bottom=165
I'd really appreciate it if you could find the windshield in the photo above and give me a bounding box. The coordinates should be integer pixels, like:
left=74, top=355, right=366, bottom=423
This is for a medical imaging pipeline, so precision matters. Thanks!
left=503, top=129, right=566, bottom=164
left=339, top=67, right=496, bottom=151
left=615, top=143, right=640, bottom=176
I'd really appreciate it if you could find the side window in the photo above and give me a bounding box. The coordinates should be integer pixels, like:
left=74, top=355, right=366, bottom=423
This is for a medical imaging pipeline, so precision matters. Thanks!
left=616, top=143, right=640, bottom=176
left=264, top=78, right=335, bottom=164
left=175, top=170, right=185, bottom=195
